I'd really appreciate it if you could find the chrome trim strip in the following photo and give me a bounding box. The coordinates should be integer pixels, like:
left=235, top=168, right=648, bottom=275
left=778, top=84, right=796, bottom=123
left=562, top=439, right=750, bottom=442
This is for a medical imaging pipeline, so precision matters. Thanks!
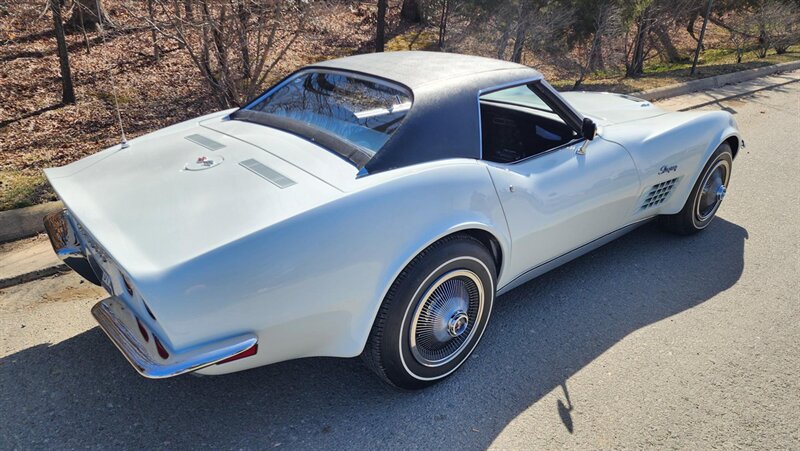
left=91, top=297, right=258, bottom=379
left=43, top=209, right=101, bottom=285
left=496, top=218, right=654, bottom=296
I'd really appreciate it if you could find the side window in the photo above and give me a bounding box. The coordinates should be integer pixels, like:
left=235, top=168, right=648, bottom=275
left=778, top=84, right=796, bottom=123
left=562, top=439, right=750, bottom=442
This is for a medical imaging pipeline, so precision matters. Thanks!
left=480, top=84, right=577, bottom=163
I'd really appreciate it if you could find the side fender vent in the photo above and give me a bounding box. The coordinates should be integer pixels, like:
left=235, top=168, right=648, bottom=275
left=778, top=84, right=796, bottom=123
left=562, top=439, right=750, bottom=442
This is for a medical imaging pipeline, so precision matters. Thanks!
left=641, top=178, right=678, bottom=210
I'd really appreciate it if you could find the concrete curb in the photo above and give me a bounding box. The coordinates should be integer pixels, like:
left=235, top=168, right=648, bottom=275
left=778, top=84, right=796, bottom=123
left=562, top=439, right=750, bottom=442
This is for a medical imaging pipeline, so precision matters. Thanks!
left=633, top=60, right=800, bottom=101
left=0, top=264, right=70, bottom=290
left=0, top=201, right=63, bottom=243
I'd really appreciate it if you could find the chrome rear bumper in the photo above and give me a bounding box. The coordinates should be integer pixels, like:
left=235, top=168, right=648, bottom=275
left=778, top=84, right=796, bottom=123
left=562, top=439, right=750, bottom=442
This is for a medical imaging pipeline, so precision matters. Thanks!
left=43, top=209, right=101, bottom=285
left=92, top=297, right=258, bottom=378
left=44, top=209, right=257, bottom=378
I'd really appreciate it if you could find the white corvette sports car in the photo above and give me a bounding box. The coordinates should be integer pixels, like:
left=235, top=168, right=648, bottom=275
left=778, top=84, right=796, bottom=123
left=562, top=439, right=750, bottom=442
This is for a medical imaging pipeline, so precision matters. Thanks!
left=44, top=51, right=741, bottom=388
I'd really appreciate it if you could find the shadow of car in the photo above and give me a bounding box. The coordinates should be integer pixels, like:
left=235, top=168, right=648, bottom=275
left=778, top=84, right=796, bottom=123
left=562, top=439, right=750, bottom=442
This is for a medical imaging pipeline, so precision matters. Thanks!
left=0, top=218, right=747, bottom=449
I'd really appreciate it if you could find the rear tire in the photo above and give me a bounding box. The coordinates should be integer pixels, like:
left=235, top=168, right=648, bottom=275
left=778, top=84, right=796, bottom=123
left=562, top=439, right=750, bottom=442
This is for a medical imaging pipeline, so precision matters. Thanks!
left=659, top=142, right=732, bottom=235
left=362, top=234, right=496, bottom=389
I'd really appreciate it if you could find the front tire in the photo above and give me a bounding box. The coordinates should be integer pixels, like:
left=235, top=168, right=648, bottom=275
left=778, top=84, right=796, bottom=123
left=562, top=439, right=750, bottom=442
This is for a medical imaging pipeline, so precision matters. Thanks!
left=362, top=235, right=496, bottom=389
left=659, top=142, right=733, bottom=235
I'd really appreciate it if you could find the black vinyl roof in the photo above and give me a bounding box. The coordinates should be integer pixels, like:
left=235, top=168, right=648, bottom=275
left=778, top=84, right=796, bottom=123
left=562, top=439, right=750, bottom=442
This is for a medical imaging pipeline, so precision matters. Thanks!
left=309, top=51, right=541, bottom=89
left=250, top=52, right=545, bottom=175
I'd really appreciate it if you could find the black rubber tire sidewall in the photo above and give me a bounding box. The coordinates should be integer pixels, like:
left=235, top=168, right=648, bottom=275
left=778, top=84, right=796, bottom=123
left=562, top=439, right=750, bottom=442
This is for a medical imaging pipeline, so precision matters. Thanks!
left=659, top=143, right=733, bottom=235
left=690, top=149, right=732, bottom=230
left=375, top=237, right=496, bottom=389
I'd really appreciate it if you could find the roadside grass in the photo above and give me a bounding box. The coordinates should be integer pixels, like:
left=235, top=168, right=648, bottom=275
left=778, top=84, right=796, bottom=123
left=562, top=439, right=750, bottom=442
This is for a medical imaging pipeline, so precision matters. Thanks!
left=383, top=28, right=798, bottom=95
left=0, top=170, right=57, bottom=211
left=553, top=45, right=800, bottom=93
left=386, top=29, right=439, bottom=51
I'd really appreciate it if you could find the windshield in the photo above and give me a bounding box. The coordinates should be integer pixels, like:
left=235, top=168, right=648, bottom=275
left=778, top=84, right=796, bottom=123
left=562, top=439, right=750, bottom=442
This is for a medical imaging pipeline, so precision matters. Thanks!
left=481, top=84, right=553, bottom=113
left=245, top=71, right=412, bottom=157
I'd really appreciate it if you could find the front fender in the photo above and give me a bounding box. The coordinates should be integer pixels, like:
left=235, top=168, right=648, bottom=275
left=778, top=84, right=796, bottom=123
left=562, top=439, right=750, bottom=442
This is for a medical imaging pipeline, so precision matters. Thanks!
left=603, top=110, right=741, bottom=217
left=666, top=112, right=740, bottom=214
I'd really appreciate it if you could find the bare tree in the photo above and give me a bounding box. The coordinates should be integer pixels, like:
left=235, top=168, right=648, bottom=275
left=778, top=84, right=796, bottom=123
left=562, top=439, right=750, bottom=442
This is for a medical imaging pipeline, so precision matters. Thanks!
left=573, top=3, right=621, bottom=88
left=751, top=0, right=800, bottom=56
left=487, top=0, right=573, bottom=64
left=624, top=0, right=694, bottom=77
left=717, top=8, right=760, bottom=63
left=625, top=4, right=654, bottom=77
left=129, top=0, right=308, bottom=108
left=510, top=2, right=529, bottom=63
left=489, top=3, right=520, bottom=59
left=437, top=0, right=450, bottom=48
left=68, top=0, right=114, bottom=30
left=653, top=23, right=681, bottom=62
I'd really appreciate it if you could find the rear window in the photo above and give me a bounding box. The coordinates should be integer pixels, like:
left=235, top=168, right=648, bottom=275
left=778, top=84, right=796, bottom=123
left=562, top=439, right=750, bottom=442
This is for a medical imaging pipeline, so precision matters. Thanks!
left=246, top=71, right=412, bottom=156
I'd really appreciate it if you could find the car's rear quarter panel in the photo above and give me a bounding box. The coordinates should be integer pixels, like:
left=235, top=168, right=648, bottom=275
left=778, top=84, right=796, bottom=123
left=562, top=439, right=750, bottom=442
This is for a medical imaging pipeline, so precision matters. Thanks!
left=137, top=160, right=512, bottom=375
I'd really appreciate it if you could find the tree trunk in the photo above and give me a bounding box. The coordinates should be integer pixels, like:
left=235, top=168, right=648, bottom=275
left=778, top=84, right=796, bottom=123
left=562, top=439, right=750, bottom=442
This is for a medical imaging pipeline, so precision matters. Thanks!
left=68, top=0, right=113, bottom=30
left=52, top=0, right=76, bottom=104
left=626, top=12, right=651, bottom=77
left=588, top=33, right=604, bottom=71
left=573, top=66, right=586, bottom=89
left=236, top=3, right=251, bottom=81
left=495, top=21, right=512, bottom=59
left=757, top=25, right=768, bottom=58
left=77, top=2, right=91, bottom=54
left=400, top=0, right=422, bottom=23
left=184, top=0, right=193, bottom=21
left=654, top=24, right=681, bottom=63
left=375, top=0, right=387, bottom=52
left=511, top=25, right=526, bottom=63
left=438, top=0, right=449, bottom=49
left=510, top=2, right=528, bottom=63
left=686, top=12, right=699, bottom=43
left=147, top=0, right=160, bottom=61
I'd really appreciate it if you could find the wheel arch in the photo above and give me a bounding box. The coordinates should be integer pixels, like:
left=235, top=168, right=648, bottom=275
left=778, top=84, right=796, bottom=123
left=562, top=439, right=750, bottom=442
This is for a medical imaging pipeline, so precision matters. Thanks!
left=459, top=228, right=504, bottom=278
left=724, top=134, right=741, bottom=160
left=662, top=115, right=740, bottom=216
left=356, top=222, right=508, bottom=356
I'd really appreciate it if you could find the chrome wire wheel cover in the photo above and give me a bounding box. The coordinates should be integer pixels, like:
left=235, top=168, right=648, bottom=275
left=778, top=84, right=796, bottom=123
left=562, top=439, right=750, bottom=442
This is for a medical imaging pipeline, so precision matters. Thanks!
left=409, top=269, right=484, bottom=367
left=695, top=159, right=731, bottom=223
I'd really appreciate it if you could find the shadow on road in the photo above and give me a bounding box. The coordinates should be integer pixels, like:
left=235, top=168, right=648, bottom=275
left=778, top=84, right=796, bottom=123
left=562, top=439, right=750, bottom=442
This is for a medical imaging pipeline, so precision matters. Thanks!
left=0, top=218, right=747, bottom=449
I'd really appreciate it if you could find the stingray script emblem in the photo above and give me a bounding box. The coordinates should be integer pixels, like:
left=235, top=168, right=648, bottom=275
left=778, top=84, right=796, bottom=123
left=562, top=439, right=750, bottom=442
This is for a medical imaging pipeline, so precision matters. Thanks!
left=658, top=164, right=678, bottom=175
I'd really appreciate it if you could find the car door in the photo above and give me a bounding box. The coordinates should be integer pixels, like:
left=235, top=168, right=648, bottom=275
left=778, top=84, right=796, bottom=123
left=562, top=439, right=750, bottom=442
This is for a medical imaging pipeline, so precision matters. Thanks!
left=480, top=81, right=641, bottom=285
left=487, top=138, right=641, bottom=283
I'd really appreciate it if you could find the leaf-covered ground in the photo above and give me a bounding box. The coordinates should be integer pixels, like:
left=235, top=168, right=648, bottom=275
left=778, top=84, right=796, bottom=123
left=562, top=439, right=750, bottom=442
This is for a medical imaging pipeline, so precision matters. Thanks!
left=0, top=2, right=798, bottom=211
left=0, top=2, right=380, bottom=210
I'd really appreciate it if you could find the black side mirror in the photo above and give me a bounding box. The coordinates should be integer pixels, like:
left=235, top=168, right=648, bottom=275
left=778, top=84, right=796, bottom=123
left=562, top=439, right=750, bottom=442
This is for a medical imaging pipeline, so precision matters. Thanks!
left=581, top=117, right=597, bottom=140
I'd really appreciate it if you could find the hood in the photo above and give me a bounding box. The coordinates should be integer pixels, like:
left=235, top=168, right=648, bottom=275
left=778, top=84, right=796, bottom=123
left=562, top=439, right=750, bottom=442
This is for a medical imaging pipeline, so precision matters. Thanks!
left=45, top=112, right=357, bottom=274
left=560, top=91, right=668, bottom=126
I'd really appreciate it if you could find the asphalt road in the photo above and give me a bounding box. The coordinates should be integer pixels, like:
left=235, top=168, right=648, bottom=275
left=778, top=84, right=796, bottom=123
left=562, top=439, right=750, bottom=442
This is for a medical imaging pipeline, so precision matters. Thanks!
left=1, top=82, right=799, bottom=450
